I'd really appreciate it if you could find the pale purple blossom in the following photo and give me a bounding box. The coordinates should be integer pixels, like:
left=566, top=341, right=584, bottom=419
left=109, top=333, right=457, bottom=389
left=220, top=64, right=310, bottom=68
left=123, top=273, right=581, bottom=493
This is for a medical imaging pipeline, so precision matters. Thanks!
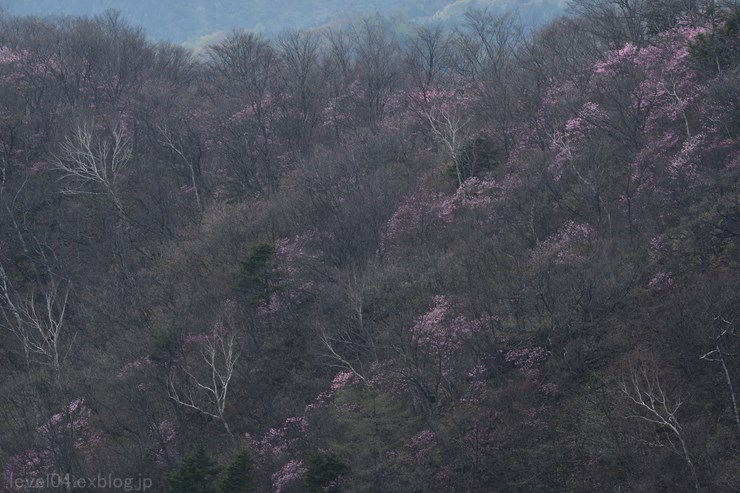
left=330, top=371, right=354, bottom=392
left=272, top=459, right=307, bottom=493
left=648, top=271, right=674, bottom=290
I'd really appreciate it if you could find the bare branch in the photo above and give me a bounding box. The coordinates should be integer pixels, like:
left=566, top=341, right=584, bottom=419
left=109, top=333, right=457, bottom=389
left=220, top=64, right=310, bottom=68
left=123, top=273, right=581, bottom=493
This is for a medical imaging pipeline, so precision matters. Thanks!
left=50, top=121, right=131, bottom=212
left=319, top=326, right=368, bottom=384
left=621, top=364, right=699, bottom=491
left=702, top=317, right=740, bottom=439
left=154, top=123, right=204, bottom=212
left=167, top=326, right=240, bottom=440
left=20, top=280, right=73, bottom=373
left=0, top=262, right=30, bottom=366
left=0, top=266, right=74, bottom=373
left=425, top=106, right=471, bottom=187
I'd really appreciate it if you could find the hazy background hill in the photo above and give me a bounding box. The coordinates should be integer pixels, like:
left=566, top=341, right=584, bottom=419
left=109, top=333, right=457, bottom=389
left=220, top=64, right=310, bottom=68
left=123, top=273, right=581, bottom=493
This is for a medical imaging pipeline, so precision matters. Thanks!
left=0, top=0, right=566, bottom=44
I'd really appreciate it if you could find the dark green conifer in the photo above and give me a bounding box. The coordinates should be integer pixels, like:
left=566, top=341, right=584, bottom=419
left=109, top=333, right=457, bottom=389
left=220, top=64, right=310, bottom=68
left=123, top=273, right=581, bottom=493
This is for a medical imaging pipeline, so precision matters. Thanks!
left=165, top=441, right=221, bottom=493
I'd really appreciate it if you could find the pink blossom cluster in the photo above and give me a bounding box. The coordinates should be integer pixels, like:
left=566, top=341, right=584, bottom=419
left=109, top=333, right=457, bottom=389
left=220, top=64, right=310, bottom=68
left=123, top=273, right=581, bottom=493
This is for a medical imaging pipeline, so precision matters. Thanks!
left=467, top=364, right=487, bottom=380
left=447, top=176, right=501, bottom=211
left=551, top=102, right=609, bottom=180
left=39, top=398, right=93, bottom=438
left=248, top=416, right=308, bottom=461
left=593, top=42, right=639, bottom=76
left=6, top=398, right=103, bottom=488
left=0, top=46, right=24, bottom=66
left=272, top=459, right=307, bottom=493
left=504, top=346, right=547, bottom=372
left=668, top=133, right=705, bottom=180
left=649, top=236, right=667, bottom=260
left=321, top=92, right=356, bottom=129
left=3, top=449, right=54, bottom=492
left=461, top=364, right=489, bottom=403
left=257, top=292, right=283, bottom=318
left=183, top=334, right=210, bottom=344
left=531, top=221, right=595, bottom=266
left=306, top=367, right=364, bottom=413
left=411, top=296, right=482, bottom=363
left=229, top=104, right=257, bottom=123
left=330, top=371, right=354, bottom=392
left=523, top=405, right=547, bottom=428
left=648, top=271, right=674, bottom=291
left=413, top=295, right=449, bottom=334
left=117, top=356, right=152, bottom=378
left=538, top=382, right=559, bottom=397
left=152, top=419, right=177, bottom=464
left=385, top=188, right=453, bottom=245
left=275, top=231, right=316, bottom=277
left=405, top=429, right=436, bottom=459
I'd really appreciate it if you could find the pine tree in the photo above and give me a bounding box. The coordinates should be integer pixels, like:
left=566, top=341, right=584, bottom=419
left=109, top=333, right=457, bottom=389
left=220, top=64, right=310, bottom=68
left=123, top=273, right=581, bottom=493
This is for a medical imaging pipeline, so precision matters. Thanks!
left=165, top=441, right=222, bottom=493
left=305, top=451, right=347, bottom=492
left=219, top=449, right=255, bottom=493
left=235, top=242, right=278, bottom=305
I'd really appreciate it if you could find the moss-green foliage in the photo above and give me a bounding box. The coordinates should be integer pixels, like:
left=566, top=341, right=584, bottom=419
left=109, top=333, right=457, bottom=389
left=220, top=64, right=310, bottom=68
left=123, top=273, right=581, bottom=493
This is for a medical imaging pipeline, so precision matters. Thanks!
left=219, top=449, right=255, bottom=493
left=305, top=451, right=347, bottom=492
left=450, top=134, right=498, bottom=187
left=234, top=242, right=278, bottom=305
left=165, top=442, right=222, bottom=493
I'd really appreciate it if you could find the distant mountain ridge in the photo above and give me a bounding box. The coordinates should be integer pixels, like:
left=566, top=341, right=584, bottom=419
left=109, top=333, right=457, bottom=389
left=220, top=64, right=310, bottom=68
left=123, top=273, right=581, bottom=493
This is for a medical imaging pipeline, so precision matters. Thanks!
left=0, top=0, right=566, bottom=43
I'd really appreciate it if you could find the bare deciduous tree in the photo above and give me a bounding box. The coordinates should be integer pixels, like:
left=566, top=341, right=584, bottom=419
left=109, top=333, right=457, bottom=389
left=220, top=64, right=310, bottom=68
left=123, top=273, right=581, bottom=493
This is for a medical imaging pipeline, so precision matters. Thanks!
left=20, top=280, right=74, bottom=373
left=351, top=17, right=399, bottom=127
left=0, top=261, right=30, bottom=367
left=621, top=365, right=700, bottom=491
left=425, top=106, right=471, bottom=187
left=50, top=120, right=131, bottom=213
left=320, top=327, right=369, bottom=385
left=167, top=325, right=240, bottom=441
left=0, top=267, right=74, bottom=373
left=405, top=23, right=452, bottom=90
left=700, top=316, right=740, bottom=439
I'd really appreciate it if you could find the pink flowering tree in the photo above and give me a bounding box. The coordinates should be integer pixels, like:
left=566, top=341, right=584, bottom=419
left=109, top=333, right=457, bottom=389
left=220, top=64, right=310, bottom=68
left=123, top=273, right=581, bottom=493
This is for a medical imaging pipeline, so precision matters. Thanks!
left=244, top=413, right=311, bottom=491
left=272, top=459, right=307, bottom=493
left=391, top=295, right=485, bottom=414
left=586, top=22, right=719, bottom=226
left=216, top=97, right=282, bottom=197
left=3, top=398, right=103, bottom=491
left=208, top=31, right=284, bottom=196
left=523, top=220, right=599, bottom=341
left=382, top=187, right=456, bottom=254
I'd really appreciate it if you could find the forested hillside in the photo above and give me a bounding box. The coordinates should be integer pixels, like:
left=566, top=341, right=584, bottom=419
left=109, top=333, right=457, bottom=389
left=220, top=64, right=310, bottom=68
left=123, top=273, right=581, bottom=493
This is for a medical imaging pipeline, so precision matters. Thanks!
left=0, top=0, right=566, bottom=42
left=0, top=1, right=739, bottom=492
